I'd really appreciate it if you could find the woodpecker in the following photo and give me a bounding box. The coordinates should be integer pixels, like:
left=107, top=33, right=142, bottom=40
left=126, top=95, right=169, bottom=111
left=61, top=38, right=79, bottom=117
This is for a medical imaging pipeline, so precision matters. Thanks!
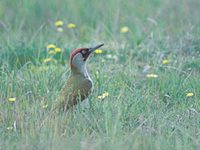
left=59, top=43, right=104, bottom=111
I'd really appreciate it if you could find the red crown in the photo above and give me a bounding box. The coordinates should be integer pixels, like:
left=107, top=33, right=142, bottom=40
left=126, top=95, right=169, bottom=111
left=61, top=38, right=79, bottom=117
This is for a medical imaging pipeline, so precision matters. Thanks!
left=70, top=48, right=87, bottom=66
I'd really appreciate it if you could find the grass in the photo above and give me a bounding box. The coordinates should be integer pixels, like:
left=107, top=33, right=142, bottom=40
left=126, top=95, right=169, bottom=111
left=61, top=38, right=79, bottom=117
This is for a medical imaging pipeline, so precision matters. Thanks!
left=0, top=0, right=200, bottom=149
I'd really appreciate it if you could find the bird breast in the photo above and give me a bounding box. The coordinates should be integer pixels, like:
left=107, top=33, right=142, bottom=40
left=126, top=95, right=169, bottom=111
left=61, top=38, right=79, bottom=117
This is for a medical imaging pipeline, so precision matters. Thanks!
left=60, top=75, right=93, bottom=110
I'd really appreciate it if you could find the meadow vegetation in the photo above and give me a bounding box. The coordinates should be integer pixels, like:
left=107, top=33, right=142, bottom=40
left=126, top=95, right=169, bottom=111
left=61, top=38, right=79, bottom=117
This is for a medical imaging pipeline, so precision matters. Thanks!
left=0, top=0, right=200, bottom=149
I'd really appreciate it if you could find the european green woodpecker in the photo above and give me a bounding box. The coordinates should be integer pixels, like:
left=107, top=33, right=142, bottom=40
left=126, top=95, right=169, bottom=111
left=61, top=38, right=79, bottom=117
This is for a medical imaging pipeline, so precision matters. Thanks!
left=60, top=44, right=104, bottom=111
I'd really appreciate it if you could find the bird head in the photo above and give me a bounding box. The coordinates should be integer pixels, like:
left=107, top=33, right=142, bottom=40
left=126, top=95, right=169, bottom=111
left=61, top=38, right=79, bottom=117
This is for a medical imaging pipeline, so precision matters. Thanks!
left=70, top=44, right=104, bottom=75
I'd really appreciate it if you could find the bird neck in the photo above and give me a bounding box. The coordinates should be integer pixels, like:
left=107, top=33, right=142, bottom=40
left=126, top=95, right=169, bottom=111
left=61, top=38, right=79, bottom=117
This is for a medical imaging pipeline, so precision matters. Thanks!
left=71, top=64, right=90, bottom=79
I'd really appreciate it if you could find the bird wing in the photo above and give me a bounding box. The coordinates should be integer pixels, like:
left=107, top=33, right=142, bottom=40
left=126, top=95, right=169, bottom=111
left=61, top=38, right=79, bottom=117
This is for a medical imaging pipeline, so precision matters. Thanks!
left=59, top=76, right=92, bottom=111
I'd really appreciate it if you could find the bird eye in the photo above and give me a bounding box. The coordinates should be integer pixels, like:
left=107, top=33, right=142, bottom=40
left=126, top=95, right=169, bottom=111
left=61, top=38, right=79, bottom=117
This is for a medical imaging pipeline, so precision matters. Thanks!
left=81, top=50, right=87, bottom=54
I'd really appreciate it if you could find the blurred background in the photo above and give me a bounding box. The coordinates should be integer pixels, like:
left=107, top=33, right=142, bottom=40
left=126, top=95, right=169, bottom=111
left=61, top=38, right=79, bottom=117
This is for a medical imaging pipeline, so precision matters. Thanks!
left=0, top=0, right=199, bottom=68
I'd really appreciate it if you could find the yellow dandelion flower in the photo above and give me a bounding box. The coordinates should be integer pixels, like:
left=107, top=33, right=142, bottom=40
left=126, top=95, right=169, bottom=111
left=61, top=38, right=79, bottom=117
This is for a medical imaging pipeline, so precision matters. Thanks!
left=102, top=92, right=109, bottom=97
left=98, top=95, right=103, bottom=99
left=146, top=74, right=158, bottom=78
left=95, top=49, right=103, bottom=54
left=67, top=23, right=76, bottom=29
left=49, top=50, right=55, bottom=54
left=8, top=97, right=16, bottom=102
left=98, top=92, right=109, bottom=99
left=55, top=47, right=62, bottom=53
left=43, top=58, right=51, bottom=63
left=42, top=104, right=48, bottom=108
left=120, top=26, right=129, bottom=33
left=57, top=27, right=63, bottom=32
left=55, top=20, right=64, bottom=27
left=6, top=126, right=13, bottom=130
left=162, top=59, right=169, bottom=65
left=186, top=92, right=194, bottom=97
left=47, top=44, right=56, bottom=49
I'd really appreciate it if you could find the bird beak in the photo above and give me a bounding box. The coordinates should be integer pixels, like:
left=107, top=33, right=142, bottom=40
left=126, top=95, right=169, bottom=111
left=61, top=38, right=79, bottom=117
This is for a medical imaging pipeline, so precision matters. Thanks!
left=89, top=43, right=104, bottom=53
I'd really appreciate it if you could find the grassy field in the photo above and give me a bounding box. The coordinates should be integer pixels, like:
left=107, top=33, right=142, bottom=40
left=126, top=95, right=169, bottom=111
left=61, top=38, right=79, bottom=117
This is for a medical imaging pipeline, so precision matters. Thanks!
left=0, top=0, right=200, bottom=149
